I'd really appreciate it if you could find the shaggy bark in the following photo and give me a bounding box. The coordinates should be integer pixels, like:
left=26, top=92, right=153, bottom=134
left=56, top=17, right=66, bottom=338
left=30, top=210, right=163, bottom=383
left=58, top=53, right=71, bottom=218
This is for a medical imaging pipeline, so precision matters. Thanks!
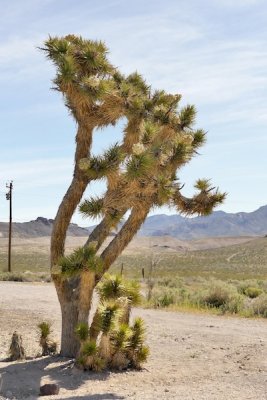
left=50, top=125, right=94, bottom=357
left=55, top=271, right=95, bottom=357
left=51, top=125, right=93, bottom=266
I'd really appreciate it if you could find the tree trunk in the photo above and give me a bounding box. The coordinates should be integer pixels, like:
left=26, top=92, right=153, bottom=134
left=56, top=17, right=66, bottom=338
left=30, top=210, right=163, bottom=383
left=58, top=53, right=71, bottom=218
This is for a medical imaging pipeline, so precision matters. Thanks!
left=60, top=298, right=80, bottom=357
left=50, top=124, right=94, bottom=357
left=56, top=271, right=95, bottom=357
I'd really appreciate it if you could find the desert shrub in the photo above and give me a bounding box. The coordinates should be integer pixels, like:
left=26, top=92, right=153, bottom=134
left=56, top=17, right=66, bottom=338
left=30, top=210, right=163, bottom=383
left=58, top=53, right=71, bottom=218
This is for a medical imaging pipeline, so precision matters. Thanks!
left=155, top=292, right=175, bottom=307
left=222, top=294, right=244, bottom=314
left=243, top=287, right=263, bottom=299
left=200, top=281, right=241, bottom=313
left=202, top=284, right=231, bottom=308
left=258, top=280, right=267, bottom=292
left=0, top=272, right=29, bottom=282
left=151, top=287, right=176, bottom=308
left=237, top=280, right=263, bottom=297
left=250, top=294, right=267, bottom=317
left=157, top=277, right=183, bottom=288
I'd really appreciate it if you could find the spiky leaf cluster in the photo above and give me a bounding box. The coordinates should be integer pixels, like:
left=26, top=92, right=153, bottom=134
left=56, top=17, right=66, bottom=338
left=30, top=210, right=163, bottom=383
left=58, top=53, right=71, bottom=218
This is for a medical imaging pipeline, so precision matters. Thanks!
left=79, top=197, right=104, bottom=219
left=97, top=274, right=141, bottom=305
left=98, top=302, right=121, bottom=334
left=38, top=322, right=51, bottom=339
left=75, top=323, right=89, bottom=342
left=59, top=245, right=103, bottom=274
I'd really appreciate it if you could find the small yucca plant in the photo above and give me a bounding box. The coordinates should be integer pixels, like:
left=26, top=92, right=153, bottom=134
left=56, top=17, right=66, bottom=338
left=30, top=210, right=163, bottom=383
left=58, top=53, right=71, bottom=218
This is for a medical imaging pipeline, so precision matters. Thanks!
left=75, top=275, right=149, bottom=371
left=110, top=324, right=131, bottom=370
left=98, top=302, right=121, bottom=361
left=97, top=274, right=141, bottom=324
left=131, top=345, right=150, bottom=370
left=127, top=318, right=149, bottom=369
left=78, top=340, right=105, bottom=371
left=37, top=322, right=57, bottom=356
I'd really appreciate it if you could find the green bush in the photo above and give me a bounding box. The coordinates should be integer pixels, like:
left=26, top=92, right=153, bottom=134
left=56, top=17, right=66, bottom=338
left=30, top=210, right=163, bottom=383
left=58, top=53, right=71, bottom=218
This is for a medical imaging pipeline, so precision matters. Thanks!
left=237, top=280, right=262, bottom=296
left=244, top=287, right=263, bottom=299
left=202, top=284, right=231, bottom=308
left=0, top=272, right=29, bottom=282
left=200, top=282, right=242, bottom=313
left=251, top=294, right=267, bottom=317
left=222, top=294, right=244, bottom=314
left=157, top=293, right=175, bottom=307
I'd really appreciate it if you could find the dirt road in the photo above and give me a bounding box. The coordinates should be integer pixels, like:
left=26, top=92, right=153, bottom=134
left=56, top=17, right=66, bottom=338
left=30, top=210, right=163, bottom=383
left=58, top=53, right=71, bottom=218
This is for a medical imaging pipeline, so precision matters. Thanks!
left=0, top=282, right=267, bottom=399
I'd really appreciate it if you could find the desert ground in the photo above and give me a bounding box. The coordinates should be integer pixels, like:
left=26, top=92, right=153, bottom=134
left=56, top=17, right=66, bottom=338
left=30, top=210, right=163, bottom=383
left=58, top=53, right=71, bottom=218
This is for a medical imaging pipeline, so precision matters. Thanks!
left=1, top=281, right=267, bottom=400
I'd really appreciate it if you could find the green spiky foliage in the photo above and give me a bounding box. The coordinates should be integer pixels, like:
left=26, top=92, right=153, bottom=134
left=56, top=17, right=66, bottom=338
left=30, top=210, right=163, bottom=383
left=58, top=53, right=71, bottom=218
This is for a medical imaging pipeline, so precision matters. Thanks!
left=78, top=340, right=106, bottom=371
left=76, top=276, right=149, bottom=371
left=59, top=245, right=103, bottom=275
left=129, top=317, right=146, bottom=351
left=75, top=323, right=89, bottom=342
left=81, top=340, right=97, bottom=356
left=37, top=322, right=57, bottom=356
left=110, top=324, right=132, bottom=352
left=109, top=324, right=132, bottom=370
left=79, top=197, right=104, bottom=219
left=38, top=322, right=51, bottom=339
left=127, top=318, right=149, bottom=369
left=98, top=301, right=121, bottom=334
left=97, top=274, right=141, bottom=305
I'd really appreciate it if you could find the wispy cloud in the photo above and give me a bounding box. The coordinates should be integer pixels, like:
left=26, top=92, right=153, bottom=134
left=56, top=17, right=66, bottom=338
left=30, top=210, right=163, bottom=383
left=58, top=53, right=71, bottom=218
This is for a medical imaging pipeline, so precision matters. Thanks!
left=0, top=158, right=73, bottom=189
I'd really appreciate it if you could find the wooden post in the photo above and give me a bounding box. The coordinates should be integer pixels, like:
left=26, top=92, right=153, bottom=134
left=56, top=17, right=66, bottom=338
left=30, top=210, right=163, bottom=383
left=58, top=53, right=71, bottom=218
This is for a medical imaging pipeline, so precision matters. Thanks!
left=120, top=263, right=124, bottom=276
left=142, top=267, right=145, bottom=279
left=6, top=181, right=13, bottom=273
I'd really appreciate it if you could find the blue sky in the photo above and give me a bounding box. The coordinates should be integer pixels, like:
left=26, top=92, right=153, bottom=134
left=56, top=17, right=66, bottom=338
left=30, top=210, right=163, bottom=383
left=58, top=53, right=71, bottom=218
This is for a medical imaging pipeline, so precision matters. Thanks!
left=0, top=0, right=266, bottom=225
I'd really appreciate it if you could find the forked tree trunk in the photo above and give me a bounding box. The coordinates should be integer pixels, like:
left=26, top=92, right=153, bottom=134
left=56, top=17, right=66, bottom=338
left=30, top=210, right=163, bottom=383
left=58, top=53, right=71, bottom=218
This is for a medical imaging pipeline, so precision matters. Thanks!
left=55, top=271, right=95, bottom=357
left=50, top=125, right=94, bottom=357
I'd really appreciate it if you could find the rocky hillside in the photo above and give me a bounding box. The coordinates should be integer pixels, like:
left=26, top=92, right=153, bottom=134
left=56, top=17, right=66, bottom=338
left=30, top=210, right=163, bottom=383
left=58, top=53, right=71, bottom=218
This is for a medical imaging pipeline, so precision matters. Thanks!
left=138, top=205, right=267, bottom=239
left=0, top=217, right=88, bottom=238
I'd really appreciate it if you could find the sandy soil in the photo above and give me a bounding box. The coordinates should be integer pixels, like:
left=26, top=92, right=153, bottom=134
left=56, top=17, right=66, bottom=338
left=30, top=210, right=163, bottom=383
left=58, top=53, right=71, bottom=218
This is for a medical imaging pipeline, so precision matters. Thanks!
left=0, top=282, right=267, bottom=400
left=0, top=235, right=258, bottom=255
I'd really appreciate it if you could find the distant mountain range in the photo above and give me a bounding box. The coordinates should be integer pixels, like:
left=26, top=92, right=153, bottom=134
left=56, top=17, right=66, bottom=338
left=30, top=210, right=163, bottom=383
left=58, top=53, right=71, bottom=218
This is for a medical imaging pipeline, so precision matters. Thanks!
left=0, top=206, right=266, bottom=239
left=137, top=205, right=267, bottom=239
left=0, top=217, right=88, bottom=238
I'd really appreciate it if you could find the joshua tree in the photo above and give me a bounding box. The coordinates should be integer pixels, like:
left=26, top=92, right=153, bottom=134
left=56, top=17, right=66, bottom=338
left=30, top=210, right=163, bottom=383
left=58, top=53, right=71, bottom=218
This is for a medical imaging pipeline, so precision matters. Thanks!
left=42, top=35, right=225, bottom=358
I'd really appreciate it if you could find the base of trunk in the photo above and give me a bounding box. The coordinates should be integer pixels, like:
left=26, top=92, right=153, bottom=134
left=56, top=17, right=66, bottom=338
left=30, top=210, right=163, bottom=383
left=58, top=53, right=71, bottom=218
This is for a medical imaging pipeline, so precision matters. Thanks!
left=60, top=301, right=81, bottom=357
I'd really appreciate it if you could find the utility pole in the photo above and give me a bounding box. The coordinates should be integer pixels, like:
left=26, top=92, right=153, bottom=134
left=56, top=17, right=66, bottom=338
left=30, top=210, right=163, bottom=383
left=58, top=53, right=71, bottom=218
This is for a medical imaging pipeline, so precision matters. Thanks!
left=6, top=181, right=13, bottom=272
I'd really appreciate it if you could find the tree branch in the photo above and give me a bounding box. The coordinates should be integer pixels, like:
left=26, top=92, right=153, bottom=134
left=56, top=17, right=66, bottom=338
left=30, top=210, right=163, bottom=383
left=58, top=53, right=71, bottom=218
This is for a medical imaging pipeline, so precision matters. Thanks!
left=50, top=125, right=93, bottom=267
left=100, top=204, right=150, bottom=273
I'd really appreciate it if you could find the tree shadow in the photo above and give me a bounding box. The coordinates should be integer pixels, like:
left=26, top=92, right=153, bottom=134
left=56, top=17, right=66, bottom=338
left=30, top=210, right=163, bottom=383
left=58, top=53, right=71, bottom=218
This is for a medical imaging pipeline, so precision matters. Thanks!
left=0, top=356, right=124, bottom=399
left=66, top=395, right=124, bottom=399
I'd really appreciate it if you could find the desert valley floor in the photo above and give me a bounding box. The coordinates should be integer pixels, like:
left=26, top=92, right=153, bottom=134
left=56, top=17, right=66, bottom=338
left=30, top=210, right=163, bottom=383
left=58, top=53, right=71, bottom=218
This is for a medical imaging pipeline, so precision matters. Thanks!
left=0, top=281, right=267, bottom=399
